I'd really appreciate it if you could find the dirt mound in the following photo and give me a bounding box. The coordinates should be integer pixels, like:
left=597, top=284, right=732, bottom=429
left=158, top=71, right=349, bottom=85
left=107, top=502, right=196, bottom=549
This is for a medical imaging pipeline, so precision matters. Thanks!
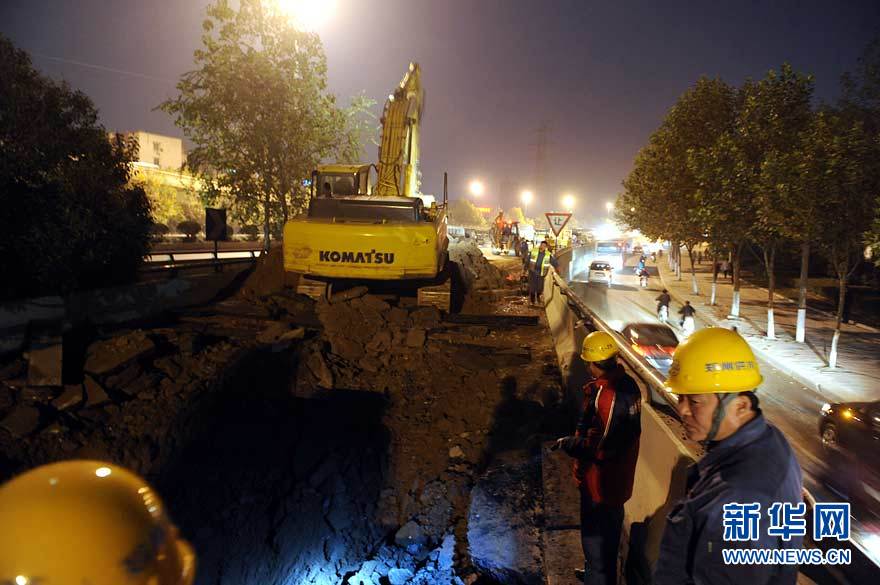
left=237, top=245, right=288, bottom=299
left=449, top=240, right=505, bottom=292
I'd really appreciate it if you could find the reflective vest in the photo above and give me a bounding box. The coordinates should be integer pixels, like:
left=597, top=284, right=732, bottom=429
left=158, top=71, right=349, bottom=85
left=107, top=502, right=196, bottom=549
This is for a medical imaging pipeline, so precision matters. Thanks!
left=530, top=249, right=552, bottom=276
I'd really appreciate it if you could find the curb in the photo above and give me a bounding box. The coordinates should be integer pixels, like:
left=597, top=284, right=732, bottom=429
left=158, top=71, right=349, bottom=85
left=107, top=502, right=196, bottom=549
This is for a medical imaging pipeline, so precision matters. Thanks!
left=656, top=266, right=838, bottom=399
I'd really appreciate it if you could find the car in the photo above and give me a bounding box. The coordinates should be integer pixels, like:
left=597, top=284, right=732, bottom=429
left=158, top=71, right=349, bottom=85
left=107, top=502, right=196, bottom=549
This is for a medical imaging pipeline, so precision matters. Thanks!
left=587, top=261, right=613, bottom=286
left=819, top=400, right=880, bottom=516
left=620, top=323, right=679, bottom=375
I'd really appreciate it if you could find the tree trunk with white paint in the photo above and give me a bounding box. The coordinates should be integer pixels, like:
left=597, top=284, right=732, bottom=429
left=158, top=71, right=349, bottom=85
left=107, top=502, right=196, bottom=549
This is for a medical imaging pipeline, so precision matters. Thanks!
left=829, top=274, right=847, bottom=369
left=729, top=243, right=743, bottom=318
left=795, top=241, right=810, bottom=343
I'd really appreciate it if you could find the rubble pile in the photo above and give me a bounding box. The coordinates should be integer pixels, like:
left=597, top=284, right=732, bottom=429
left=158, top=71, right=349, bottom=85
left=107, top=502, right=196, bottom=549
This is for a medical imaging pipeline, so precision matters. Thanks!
left=0, top=244, right=570, bottom=584
left=449, top=240, right=506, bottom=292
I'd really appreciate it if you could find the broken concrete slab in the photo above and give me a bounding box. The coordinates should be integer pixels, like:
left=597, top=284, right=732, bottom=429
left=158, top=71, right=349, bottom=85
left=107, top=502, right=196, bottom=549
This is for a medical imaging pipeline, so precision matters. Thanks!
left=0, top=404, right=41, bottom=437
left=27, top=342, right=63, bottom=387
left=84, top=375, right=112, bottom=407
left=306, top=350, right=334, bottom=389
left=405, top=329, right=426, bottom=348
left=52, top=385, right=84, bottom=410
left=84, top=331, right=155, bottom=375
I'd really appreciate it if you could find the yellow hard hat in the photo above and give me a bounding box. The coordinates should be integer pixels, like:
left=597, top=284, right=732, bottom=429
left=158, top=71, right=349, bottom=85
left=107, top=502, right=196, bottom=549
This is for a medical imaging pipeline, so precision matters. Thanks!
left=665, top=327, right=763, bottom=394
left=581, top=331, right=619, bottom=362
left=0, top=460, right=195, bottom=585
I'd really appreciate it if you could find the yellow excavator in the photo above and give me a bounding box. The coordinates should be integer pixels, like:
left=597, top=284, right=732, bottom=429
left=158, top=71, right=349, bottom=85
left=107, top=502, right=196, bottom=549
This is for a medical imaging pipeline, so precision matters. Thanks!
left=282, top=63, right=451, bottom=309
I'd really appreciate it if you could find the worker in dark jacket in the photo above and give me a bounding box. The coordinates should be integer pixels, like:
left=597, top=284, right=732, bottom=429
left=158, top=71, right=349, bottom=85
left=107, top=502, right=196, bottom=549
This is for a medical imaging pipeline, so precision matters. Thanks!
left=528, top=241, right=558, bottom=305
left=555, top=331, right=642, bottom=585
left=654, top=328, right=803, bottom=585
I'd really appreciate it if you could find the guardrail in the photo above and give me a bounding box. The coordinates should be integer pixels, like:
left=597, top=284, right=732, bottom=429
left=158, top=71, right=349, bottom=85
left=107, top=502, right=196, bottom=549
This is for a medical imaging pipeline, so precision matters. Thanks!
left=141, top=247, right=264, bottom=274
left=549, top=269, right=678, bottom=409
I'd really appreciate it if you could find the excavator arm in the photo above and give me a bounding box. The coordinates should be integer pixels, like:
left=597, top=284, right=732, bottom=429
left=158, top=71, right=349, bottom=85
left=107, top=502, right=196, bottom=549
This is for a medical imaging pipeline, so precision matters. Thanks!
left=375, top=62, right=424, bottom=198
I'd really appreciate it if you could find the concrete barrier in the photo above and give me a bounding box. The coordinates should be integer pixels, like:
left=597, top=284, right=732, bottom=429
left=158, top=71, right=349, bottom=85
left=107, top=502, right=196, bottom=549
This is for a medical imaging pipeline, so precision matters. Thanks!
left=541, top=261, right=697, bottom=584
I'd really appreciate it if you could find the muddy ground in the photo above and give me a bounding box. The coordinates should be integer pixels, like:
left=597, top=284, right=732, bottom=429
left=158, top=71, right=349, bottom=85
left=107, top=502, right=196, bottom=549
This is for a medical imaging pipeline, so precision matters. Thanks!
left=0, top=242, right=575, bottom=584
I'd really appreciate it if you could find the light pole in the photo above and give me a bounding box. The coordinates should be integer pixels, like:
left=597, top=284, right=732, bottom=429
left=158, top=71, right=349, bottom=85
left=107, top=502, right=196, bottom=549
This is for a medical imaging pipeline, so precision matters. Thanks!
left=605, top=201, right=614, bottom=218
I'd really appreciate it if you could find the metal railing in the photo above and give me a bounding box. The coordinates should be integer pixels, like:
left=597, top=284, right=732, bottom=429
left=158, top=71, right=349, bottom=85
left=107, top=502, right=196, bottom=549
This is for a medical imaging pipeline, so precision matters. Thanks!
left=141, top=246, right=265, bottom=274
left=550, top=270, right=678, bottom=409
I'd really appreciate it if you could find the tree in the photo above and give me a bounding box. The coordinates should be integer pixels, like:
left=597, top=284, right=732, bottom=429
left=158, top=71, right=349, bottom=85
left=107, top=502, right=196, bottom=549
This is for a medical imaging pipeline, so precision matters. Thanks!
left=739, top=65, right=814, bottom=338
left=810, top=110, right=878, bottom=367
left=0, top=35, right=152, bottom=300
left=505, top=207, right=527, bottom=225
left=447, top=198, right=486, bottom=227
left=160, top=0, right=374, bottom=248
left=620, top=77, right=736, bottom=295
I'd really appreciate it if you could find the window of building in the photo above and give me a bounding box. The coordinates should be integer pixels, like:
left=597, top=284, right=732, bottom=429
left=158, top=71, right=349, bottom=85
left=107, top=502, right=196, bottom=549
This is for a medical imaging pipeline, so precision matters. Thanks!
left=153, top=157, right=161, bottom=167
left=153, top=141, right=161, bottom=154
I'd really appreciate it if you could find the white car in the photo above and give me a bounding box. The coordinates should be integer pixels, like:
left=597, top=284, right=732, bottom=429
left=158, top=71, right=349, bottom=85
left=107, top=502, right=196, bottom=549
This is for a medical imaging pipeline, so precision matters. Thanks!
left=587, top=261, right=613, bottom=286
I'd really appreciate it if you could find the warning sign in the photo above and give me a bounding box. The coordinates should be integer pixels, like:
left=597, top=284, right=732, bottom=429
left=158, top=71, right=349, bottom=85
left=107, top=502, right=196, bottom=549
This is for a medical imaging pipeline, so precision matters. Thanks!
left=545, top=212, right=572, bottom=236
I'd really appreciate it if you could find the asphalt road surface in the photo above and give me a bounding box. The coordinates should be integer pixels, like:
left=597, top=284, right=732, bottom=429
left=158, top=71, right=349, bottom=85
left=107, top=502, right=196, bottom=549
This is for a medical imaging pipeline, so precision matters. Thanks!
left=569, top=251, right=880, bottom=581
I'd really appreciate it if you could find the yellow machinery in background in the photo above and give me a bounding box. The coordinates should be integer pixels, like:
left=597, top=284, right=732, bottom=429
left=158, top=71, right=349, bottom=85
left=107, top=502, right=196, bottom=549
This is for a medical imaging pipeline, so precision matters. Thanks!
left=283, top=63, right=451, bottom=308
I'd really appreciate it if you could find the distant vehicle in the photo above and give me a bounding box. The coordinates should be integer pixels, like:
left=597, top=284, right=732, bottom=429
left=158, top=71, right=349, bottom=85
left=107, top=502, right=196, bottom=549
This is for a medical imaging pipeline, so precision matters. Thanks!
left=620, top=323, right=679, bottom=375
left=819, top=400, right=880, bottom=517
left=587, top=260, right=613, bottom=286
left=594, top=240, right=624, bottom=269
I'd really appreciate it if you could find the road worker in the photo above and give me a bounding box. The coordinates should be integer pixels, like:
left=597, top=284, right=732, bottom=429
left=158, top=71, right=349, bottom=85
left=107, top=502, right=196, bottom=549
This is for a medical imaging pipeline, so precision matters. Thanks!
left=653, top=328, right=802, bottom=585
left=527, top=240, right=558, bottom=305
left=554, top=331, right=642, bottom=584
left=0, top=460, right=196, bottom=585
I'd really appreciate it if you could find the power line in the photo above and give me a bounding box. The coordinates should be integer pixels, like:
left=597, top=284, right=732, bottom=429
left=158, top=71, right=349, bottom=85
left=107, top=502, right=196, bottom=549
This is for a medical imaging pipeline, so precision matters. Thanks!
left=31, top=53, right=176, bottom=84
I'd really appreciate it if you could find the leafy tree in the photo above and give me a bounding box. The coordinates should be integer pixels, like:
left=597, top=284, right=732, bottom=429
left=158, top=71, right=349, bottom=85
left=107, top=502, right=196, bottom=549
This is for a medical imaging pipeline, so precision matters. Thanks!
left=621, top=77, right=736, bottom=294
left=0, top=35, right=152, bottom=300
left=448, top=198, right=486, bottom=227
left=739, top=65, right=814, bottom=337
left=810, top=110, right=878, bottom=367
left=505, top=207, right=527, bottom=225
left=160, top=0, right=374, bottom=247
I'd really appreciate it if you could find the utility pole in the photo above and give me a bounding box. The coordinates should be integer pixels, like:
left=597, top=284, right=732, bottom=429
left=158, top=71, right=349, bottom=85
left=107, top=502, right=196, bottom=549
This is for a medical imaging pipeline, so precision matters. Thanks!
left=532, top=122, right=551, bottom=214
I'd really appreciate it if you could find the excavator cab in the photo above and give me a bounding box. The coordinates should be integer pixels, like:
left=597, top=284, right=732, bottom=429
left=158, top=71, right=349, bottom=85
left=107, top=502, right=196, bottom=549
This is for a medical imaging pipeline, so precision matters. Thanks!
left=311, top=164, right=374, bottom=198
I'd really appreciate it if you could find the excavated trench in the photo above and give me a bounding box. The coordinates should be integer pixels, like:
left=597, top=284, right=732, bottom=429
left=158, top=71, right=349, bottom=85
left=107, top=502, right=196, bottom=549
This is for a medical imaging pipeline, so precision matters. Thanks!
left=0, top=242, right=574, bottom=584
left=156, top=347, right=392, bottom=584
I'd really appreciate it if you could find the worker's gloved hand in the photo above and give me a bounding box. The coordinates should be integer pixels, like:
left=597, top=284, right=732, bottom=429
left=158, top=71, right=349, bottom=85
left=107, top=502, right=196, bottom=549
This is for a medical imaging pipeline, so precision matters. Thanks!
left=552, top=436, right=580, bottom=454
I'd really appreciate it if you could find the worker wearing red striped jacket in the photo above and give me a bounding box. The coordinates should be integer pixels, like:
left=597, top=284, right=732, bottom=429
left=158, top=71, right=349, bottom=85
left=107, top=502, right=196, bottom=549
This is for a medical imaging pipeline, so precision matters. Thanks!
left=555, top=330, right=642, bottom=585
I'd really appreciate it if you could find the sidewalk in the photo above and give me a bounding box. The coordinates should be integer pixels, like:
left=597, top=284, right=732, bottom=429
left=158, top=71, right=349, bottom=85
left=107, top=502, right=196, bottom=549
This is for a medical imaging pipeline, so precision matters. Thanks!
left=656, top=254, right=880, bottom=405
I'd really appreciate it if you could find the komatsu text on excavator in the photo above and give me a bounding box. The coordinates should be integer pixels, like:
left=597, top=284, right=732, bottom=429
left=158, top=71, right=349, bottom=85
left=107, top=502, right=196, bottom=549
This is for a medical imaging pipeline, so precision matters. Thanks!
left=282, top=63, right=451, bottom=309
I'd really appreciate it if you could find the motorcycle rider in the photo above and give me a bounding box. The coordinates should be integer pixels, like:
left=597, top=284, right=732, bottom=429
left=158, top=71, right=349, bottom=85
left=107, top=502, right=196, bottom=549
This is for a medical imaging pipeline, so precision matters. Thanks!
left=655, top=289, right=671, bottom=322
left=638, top=267, right=650, bottom=288
left=679, top=300, right=696, bottom=338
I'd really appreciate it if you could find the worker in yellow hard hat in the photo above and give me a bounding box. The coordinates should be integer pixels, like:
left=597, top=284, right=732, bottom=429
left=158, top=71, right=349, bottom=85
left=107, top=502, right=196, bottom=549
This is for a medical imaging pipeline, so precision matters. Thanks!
left=654, top=328, right=803, bottom=585
left=0, top=460, right=195, bottom=585
left=554, top=330, right=642, bottom=585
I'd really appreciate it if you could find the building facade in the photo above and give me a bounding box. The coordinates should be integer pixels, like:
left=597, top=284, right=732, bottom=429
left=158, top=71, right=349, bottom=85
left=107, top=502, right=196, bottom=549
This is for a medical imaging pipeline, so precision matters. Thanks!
left=111, top=131, right=186, bottom=170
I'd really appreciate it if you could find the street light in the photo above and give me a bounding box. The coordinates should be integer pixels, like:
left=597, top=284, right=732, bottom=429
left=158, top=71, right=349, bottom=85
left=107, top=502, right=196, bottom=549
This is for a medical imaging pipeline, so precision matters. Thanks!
left=275, top=0, right=337, bottom=31
left=520, top=190, right=533, bottom=217
left=562, top=194, right=576, bottom=211
left=469, top=179, right=485, bottom=197
left=605, top=201, right=615, bottom=217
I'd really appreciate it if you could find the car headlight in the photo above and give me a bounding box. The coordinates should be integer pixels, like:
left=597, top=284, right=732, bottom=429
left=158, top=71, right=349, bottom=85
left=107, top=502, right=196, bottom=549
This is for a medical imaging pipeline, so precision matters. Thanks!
left=821, top=402, right=832, bottom=415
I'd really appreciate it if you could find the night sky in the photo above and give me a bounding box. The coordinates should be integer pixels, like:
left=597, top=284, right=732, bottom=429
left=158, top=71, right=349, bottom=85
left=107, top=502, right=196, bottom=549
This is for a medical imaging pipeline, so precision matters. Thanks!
left=2, top=0, right=878, bottom=226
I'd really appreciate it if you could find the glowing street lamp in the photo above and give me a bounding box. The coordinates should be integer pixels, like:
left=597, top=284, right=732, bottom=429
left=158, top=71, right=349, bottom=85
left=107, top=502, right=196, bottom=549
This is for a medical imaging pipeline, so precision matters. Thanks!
left=520, top=190, right=533, bottom=217
left=605, top=201, right=615, bottom=217
left=469, top=179, right=485, bottom=198
left=275, top=0, right=338, bottom=31
left=562, top=194, right=576, bottom=211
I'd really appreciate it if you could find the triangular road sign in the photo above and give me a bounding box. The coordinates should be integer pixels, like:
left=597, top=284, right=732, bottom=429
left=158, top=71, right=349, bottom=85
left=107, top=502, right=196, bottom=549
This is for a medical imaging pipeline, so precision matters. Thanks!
left=545, top=212, right=572, bottom=236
